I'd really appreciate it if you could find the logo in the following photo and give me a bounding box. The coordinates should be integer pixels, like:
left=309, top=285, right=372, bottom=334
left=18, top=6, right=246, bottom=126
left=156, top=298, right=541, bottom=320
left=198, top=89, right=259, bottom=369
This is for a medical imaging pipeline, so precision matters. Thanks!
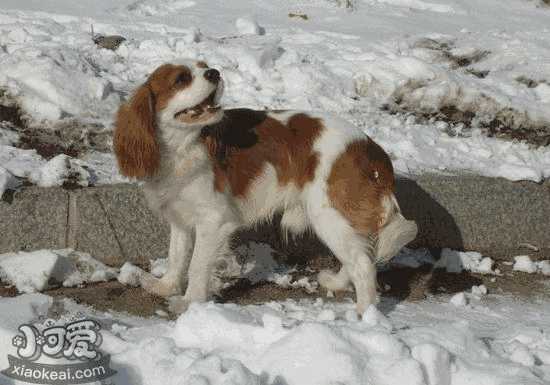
left=1, top=315, right=116, bottom=384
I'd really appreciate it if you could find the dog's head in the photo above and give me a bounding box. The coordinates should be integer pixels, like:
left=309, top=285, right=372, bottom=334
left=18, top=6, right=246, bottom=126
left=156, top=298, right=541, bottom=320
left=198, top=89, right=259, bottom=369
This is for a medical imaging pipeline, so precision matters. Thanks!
left=114, top=60, right=223, bottom=178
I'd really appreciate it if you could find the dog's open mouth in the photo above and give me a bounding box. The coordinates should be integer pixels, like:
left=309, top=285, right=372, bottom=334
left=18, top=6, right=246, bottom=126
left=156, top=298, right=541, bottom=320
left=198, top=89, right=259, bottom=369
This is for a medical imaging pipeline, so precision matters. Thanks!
left=174, top=91, right=220, bottom=119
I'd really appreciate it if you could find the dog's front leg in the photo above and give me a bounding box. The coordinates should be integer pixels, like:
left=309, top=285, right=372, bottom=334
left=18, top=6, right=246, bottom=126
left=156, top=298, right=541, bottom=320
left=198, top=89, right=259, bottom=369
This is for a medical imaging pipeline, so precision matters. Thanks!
left=141, top=224, right=193, bottom=297
left=168, top=218, right=237, bottom=314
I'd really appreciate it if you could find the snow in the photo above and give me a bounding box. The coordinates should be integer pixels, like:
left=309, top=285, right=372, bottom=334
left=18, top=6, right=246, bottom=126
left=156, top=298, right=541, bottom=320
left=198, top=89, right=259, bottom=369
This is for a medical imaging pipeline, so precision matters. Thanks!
left=117, top=261, right=143, bottom=286
left=0, top=249, right=117, bottom=292
left=435, top=249, right=496, bottom=274
left=1, top=292, right=550, bottom=385
left=392, top=247, right=498, bottom=275
left=368, top=0, right=457, bottom=14
left=471, top=284, right=488, bottom=297
left=0, top=141, right=100, bottom=188
left=514, top=255, right=539, bottom=273
left=449, top=292, right=468, bottom=307
left=513, top=256, right=550, bottom=276
left=1, top=245, right=550, bottom=384
left=411, top=343, right=452, bottom=385
left=235, top=17, right=264, bottom=36
left=1, top=0, right=550, bottom=186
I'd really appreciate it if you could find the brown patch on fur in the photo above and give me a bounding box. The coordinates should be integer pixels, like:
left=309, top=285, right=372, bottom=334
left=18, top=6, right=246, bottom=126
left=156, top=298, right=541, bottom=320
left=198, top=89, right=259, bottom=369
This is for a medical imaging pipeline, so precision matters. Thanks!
left=196, top=61, right=209, bottom=68
left=114, top=85, right=159, bottom=178
left=114, top=64, right=193, bottom=178
left=151, top=64, right=193, bottom=111
left=202, top=109, right=323, bottom=197
left=327, top=139, right=395, bottom=235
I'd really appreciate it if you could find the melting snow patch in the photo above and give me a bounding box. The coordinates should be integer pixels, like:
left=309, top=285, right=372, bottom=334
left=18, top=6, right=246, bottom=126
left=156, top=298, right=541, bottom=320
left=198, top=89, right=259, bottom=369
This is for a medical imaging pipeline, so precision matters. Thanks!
left=117, top=262, right=144, bottom=286
left=436, top=249, right=495, bottom=274
left=0, top=249, right=116, bottom=293
left=471, top=284, right=487, bottom=297
left=513, top=255, right=538, bottom=273
left=450, top=292, right=468, bottom=307
left=150, top=257, right=168, bottom=278
left=538, top=260, right=550, bottom=276
left=512, top=255, right=550, bottom=275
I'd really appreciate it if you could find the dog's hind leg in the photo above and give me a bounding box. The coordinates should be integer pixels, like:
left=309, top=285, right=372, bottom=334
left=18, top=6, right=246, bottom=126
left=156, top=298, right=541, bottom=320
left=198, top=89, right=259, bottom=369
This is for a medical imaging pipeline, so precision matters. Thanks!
left=141, top=224, right=193, bottom=297
left=310, top=207, right=377, bottom=314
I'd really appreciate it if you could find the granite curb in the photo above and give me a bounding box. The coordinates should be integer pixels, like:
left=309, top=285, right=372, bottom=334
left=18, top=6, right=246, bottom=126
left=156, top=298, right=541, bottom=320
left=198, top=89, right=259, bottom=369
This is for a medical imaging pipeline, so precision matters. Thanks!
left=1, top=174, right=548, bottom=263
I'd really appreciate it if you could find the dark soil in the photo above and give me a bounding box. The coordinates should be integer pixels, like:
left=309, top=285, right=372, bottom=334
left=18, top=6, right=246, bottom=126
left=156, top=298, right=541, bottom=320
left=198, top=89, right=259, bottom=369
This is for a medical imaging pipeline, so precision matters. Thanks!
left=384, top=104, right=550, bottom=147
left=402, top=39, right=550, bottom=147
left=1, top=257, right=547, bottom=318
left=0, top=88, right=111, bottom=160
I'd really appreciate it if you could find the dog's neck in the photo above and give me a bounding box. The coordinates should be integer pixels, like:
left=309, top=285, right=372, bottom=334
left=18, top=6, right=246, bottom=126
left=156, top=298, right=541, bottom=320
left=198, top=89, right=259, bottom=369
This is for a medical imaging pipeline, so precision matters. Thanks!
left=149, top=122, right=210, bottom=182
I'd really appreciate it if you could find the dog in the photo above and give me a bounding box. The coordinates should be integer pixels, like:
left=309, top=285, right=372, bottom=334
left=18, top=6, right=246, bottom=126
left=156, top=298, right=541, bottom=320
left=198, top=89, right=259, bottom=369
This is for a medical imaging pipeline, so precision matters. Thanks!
left=113, top=60, right=417, bottom=314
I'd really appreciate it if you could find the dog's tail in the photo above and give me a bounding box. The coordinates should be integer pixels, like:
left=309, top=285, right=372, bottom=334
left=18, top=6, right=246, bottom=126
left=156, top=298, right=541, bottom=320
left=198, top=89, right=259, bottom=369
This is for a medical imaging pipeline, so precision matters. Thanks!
left=317, top=194, right=417, bottom=292
left=375, top=194, right=417, bottom=264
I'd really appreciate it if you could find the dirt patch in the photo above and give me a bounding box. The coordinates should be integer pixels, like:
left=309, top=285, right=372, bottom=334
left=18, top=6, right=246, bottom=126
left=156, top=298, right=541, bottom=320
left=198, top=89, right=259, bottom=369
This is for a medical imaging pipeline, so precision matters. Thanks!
left=466, top=68, right=489, bottom=79
left=17, top=129, right=80, bottom=159
left=1, top=257, right=548, bottom=318
left=1, top=88, right=111, bottom=160
left=412, top=38, right=490, bottom=69
left=516, top=76, right=548, bottom=89
left=0, top=89, right=25, bottom=128
left=14, top=123, right=111, bottom=159
left=385, top=103, right=550, bottom=147
left=288, top=12, right=309, bottom=20
left=395, top=39, right=550, bottom=147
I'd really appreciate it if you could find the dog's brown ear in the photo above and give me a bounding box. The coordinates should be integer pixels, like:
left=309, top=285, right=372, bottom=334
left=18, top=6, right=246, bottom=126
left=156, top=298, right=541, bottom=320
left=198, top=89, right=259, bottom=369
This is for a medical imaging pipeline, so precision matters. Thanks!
left=114, top=84, right=160, bottom=178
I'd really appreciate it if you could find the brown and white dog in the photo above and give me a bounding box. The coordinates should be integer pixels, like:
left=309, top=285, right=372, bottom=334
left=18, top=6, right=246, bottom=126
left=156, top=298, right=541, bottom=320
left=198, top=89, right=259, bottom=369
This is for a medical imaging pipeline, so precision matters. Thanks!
left=114, top=60, right=417, bottom=314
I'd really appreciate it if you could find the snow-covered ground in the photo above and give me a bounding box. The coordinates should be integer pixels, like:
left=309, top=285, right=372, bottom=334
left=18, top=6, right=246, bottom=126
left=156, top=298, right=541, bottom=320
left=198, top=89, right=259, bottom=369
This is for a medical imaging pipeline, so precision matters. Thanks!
left=2, top=245, right=550, bottom=384
left=1, top=0, right=550, bottom=194
left=1, top=290, right=550, bottom=385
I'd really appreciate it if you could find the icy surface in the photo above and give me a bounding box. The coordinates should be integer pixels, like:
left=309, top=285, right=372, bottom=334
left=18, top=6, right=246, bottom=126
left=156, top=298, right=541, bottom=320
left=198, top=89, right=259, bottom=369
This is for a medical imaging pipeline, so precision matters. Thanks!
left=0, top=0, right=549, bottom=185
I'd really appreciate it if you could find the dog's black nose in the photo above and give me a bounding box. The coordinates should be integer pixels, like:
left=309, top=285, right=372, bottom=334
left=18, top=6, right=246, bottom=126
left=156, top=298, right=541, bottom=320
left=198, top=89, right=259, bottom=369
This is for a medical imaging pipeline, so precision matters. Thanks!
left=204, top=69, right=220, bottom=83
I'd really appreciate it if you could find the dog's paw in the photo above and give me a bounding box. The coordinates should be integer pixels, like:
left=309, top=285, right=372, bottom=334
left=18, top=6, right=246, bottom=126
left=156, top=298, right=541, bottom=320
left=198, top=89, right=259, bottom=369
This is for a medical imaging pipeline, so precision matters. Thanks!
left=167, top=296, right=193, bottom=314
left=318, top=269, right=351, bottom=291
left=141, top=274, right=183, bottom=297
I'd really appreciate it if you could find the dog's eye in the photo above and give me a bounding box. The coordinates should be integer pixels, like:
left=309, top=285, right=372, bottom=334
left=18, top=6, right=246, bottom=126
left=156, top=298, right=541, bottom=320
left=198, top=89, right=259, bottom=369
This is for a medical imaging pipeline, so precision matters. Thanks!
left=174, top=71, right=192, bottom=86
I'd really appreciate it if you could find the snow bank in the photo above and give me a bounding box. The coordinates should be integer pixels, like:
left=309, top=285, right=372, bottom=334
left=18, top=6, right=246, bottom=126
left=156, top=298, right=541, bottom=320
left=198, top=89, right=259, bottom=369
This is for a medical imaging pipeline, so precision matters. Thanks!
left=2, top=292, right=549, bottom=385
left=1, top=0, right=550, bottom=184
left=0, top=249, right=117, bottom=292
left=0, top=145, right=95, bottom=187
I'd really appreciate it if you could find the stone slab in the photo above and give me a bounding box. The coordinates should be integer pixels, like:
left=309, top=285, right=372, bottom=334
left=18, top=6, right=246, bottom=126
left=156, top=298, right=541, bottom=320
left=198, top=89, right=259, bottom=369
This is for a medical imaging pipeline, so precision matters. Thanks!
left=0, top=187, right=68, bottom=253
